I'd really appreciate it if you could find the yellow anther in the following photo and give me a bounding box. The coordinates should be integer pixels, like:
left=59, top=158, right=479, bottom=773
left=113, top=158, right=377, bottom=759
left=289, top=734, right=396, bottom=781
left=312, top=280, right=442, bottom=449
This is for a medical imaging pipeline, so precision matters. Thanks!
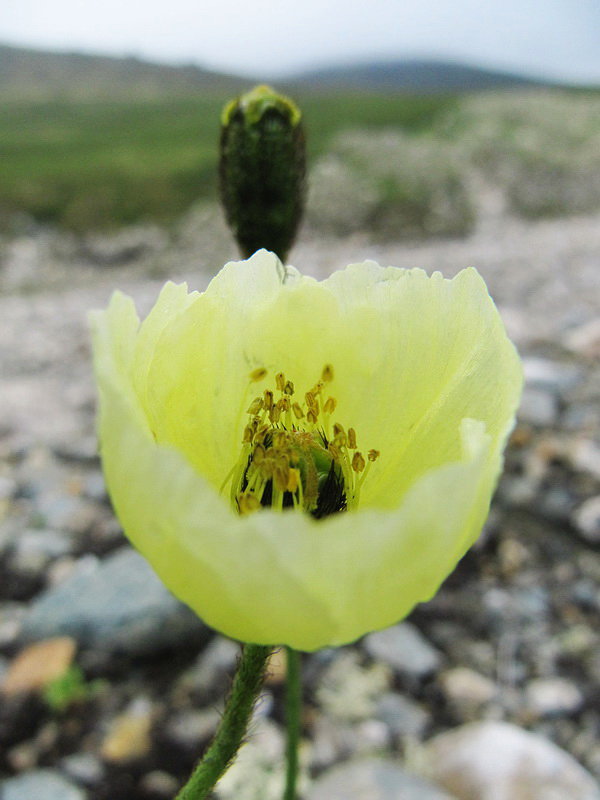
left=254, top=424, right=270, bottom=443
left=334, top=431, right=347, bottom=447
left=263, top=389, right=274, bottom=411
left=272, top=430, right=288, bottom=448
left=231, top=364, right=380, bottom=517
left=347, top=428, right=357, bottom=449
left=260, top=459, right=275, bottom=479
left=247, top=397, right=263, bottom=415
left=274, top=464, right=290, bottom=492
left=253, top=444, right=266, bottom=464
left=287, top=468, right=300, bottom=493
left=323, top=396, right=337, bottom=415
left=328, top=443, right=340, bottom=459
left=322, top=364, right=334, bottom=382
left=352, top=451, right=366, bottom=473
left=249, top=367, right=267, bottom=382
left=238, top=492, right=261, bottom=514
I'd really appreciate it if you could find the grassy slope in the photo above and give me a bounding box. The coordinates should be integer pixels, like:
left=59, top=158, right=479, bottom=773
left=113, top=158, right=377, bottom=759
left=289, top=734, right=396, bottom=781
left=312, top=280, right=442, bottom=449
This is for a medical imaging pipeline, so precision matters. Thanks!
left=0, top=91, right=457, bottom=231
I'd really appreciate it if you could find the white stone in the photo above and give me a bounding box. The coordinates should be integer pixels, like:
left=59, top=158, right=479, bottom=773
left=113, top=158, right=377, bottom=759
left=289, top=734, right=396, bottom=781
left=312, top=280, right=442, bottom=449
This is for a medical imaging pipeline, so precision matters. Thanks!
left=425, top=721, right=600, bottom=800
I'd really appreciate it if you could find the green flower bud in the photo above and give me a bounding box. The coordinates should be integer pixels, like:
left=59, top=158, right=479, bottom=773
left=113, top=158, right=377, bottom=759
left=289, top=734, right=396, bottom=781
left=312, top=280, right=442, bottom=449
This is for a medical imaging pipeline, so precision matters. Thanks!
left=219, top=85, right=306, bottom=262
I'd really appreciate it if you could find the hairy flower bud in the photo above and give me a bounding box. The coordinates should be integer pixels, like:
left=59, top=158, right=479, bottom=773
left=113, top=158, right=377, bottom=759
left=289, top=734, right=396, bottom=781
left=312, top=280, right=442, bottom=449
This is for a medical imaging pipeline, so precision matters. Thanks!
left=219, top=85, right=306, bottom=261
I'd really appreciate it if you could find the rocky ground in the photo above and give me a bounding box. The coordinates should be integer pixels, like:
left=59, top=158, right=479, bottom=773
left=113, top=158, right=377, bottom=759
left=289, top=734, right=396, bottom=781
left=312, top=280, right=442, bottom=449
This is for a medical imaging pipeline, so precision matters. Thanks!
left=1, top=192, right=600, bottom=800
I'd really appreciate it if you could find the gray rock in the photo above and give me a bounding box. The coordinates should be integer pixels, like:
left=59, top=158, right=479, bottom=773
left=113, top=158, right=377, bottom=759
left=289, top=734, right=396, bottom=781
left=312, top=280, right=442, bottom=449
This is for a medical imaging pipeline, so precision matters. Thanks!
left=364, top=623, right=442, bottom=679
left=517, top=387, right=559, bottom=427
left=522, top=357, right=584, bottom=394
left=176, top=635, right=240, bottom=701
left=439, top=668, right=497, bottom=718
left=0, top=475, right=17, bottom=500
left=0, top=769, right=86, bottom=800
left=12, top=528, right=75, bottom=561
left=570, top=440, right=600, bottom=481
left=19, top=547, right=208, bottom=658
left=375, top=692, right=431, bottom=738
left=525, top=677, right=584, bottom=718
left=163, top=708, right=220, bottom=756
left=306, top=759, right=456, bottom=800
left=59, top=752, right=105, bottom=787
left=138, top=770, right=180, bottom=798
left=425, top=721, right=600, bottom=800
left=573, top=496, right=600, bottom=543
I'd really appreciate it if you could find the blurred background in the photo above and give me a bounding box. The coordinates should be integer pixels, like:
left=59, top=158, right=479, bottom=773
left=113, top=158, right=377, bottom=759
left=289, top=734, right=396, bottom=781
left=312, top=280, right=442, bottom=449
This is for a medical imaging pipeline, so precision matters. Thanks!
left=2, top=3, right=600, bottom=800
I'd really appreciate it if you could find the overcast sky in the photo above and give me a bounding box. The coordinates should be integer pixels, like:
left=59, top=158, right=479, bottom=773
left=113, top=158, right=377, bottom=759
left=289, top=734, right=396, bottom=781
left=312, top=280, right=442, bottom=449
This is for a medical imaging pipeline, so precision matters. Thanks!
left=3, top=0, right=600, bottom=83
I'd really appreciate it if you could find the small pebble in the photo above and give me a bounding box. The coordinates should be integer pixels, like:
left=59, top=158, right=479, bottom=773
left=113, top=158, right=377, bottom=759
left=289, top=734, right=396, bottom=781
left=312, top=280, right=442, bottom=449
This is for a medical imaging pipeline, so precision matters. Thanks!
left=572, top=496, right=600, bottom=543
left=363, top=623, right=442, bottom=680
left=525, top=677, right=584, bottom=718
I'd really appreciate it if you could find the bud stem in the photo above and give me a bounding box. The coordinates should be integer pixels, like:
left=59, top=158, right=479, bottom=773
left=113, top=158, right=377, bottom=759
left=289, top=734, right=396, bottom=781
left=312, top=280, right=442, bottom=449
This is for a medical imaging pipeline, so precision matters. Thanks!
left=283, top=647, right=301, bottom=800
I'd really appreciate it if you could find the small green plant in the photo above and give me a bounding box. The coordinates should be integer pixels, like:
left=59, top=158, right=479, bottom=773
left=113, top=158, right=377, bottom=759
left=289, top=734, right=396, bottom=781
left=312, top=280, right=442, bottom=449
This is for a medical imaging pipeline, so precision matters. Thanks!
left=44, top=664, right=105, bottom=712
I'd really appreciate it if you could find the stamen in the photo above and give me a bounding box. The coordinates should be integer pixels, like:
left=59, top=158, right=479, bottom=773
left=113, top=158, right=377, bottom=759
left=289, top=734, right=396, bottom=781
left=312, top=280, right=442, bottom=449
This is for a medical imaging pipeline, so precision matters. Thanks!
left=323, top=396, right=337, bottom=415
left=352, top=452, right=366, bottom=473
left=247, top=397, right=263, bottom=415
left=226, top=364, right=379, bottom=519
left=249, top=367, right=268, bottom=382
left=347, top=428, right=357, bottom=450
left=322, top=364, right=334, bottom=382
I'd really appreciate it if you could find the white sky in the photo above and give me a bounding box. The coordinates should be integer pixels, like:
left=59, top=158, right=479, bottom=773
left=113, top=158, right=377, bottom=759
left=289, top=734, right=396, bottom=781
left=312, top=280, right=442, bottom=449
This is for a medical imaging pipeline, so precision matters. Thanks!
left=3, top=0, right=600, bottom=83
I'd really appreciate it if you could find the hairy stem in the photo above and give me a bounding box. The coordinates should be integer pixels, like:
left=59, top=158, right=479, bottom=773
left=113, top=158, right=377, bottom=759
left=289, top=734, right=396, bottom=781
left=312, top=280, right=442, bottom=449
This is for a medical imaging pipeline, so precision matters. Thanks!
left=176, top=643, right=272, bottom=800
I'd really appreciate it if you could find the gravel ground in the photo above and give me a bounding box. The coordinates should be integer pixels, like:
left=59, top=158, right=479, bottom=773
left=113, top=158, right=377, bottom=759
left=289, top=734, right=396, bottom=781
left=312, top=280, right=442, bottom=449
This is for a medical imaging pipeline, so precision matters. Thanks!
left=1, top=197, right=600, bottom=799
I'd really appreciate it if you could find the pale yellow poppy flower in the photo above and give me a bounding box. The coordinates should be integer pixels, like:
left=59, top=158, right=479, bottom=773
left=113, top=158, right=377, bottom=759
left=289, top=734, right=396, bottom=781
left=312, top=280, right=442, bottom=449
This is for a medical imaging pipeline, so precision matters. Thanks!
left=91, top=250, right=522, bottom=651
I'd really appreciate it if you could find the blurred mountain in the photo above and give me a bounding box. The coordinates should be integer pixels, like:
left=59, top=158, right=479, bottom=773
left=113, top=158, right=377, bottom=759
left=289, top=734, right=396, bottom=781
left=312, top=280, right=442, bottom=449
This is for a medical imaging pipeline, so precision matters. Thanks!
left=0, top=43, right=252, bottom=99
left=289, top=59, right=551, bottom=91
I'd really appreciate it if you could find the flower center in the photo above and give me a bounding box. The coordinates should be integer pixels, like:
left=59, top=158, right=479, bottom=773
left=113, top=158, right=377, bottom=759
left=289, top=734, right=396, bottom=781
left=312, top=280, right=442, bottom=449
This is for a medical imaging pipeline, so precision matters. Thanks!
left=224, top=364, right=380, bottom=518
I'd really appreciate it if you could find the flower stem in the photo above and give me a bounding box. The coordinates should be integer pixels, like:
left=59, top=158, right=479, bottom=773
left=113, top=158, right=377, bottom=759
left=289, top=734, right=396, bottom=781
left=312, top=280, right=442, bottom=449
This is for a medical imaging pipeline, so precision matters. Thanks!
left=176, top=643, right=272, bottom=800
left=283, top=646, right=301, bottom=800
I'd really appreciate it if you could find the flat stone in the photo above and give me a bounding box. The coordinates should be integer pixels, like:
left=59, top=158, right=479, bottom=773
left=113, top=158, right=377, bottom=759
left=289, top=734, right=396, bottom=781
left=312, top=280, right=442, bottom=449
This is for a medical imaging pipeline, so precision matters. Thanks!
left=176, top=635, right=240, bottom=702
left=426, top=721, right=600, bottom=800
left=306, top=758, right=456, bottom=800
left=1, top=637, right=76, bottom=695
left=525, top=677, right=584, bottom=717
left=517, top=387, right=559, bottom=427
left=19, top=548, right=208, bottom=659
left=0, top=769, right=85, bottom=800
left=162, top=708, right=220, bottom=756
left=570, top=440, right=600, bottom=481
left=101, top=696, right=154, bottom=763
left=59, top=752, right=105, bottom=787
left=439, top=667, right=497, bottom=712
left=138, top=770, right=180, bottom=798
left=522, top=357, right=583, bottom=394
left=375, top=692, right=431, bottom=738
left=564, top=317, right=600, bottom=359
left=572, top=496, right=600, bottom=543
left=364, top=623, right=442, bottom=679
left=317, top=651, right=391, bottom=721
